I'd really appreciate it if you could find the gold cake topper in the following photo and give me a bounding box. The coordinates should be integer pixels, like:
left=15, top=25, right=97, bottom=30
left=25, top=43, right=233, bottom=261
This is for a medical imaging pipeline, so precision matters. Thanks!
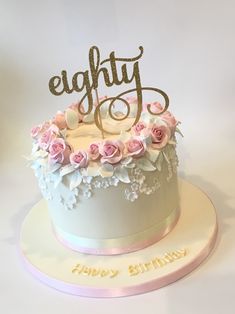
left=49, top=46, right=169, bottom=135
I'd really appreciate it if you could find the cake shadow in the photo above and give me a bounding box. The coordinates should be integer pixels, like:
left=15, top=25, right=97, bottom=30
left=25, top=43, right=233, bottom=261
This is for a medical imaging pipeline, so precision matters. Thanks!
left=179, top=171, right=234, bottom=263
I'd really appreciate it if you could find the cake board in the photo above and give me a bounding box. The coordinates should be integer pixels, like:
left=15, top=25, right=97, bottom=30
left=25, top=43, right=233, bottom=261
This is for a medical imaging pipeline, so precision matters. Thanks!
left=19, top=179, right=218, bottom=298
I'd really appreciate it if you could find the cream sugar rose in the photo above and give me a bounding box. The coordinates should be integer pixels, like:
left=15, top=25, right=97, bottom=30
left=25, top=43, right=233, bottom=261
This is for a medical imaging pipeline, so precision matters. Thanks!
left=29, top=99, right=182, bottom=255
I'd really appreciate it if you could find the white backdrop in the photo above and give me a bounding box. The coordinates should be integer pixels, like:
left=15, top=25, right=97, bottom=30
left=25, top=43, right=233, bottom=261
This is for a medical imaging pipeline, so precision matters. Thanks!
left=1, top=1, right=235, bottom=313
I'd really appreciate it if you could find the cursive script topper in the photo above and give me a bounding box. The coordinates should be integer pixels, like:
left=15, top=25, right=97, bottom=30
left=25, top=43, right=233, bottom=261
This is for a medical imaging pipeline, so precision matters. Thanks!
left=48, top=46, right=169, bottom=135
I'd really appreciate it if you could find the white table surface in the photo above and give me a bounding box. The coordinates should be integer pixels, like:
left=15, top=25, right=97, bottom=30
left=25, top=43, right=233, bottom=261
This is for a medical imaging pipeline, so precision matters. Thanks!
left=1, top=1, right=235, bottom=313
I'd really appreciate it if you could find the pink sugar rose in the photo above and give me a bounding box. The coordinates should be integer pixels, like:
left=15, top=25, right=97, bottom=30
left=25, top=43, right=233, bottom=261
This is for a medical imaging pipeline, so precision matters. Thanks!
left=31, top=120, right=54, bottom=140
left=131, top=121, right=147, bottom=136
left=126, top=137, right=146, bottom=158
left=69, top=102, right=85, bottom=122
left=41, top=121, right=51, bottom=131
left=149, top=123, right=171, bottom=149
left=161, top=111, right=178, bottom=130
left=88, top=143, right=100, bottom=161
left=144, top=101, right=163, bottom=114
left=69, top=150, right=88, bottom=168
left=52, top=111, right=67, bottom=129
left=48, top=123, right=60, bottom=134
left=49, top=138, right=71, bottom=165
left=99, top=140, right=124, bottom=164
left=31, top=125, right=42, bottom=139
left=38, top=129, right=57, bottom=150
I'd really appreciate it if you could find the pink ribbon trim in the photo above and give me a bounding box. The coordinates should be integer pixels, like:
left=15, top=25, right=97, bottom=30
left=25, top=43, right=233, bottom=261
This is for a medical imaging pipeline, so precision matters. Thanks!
left=52, top=208, right=180, bottom=255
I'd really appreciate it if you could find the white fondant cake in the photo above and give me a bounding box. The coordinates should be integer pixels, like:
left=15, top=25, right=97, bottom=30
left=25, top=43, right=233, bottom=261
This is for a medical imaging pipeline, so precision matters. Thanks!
left=29, top=98, right=182, bottom=254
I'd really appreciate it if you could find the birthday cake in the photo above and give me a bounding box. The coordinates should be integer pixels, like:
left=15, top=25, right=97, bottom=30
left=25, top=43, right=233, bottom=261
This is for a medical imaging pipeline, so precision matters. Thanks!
left=28, top=46, right=183, bottom=255
left=22, top=46, right=218, bottom=297
left=29, top=96, right=182, bottom=255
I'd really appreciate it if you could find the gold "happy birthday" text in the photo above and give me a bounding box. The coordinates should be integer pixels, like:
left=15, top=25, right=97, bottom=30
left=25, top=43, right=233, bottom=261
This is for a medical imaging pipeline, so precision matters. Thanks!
left=128, top=248, right=187, bottom=276
left=71, top=248, right=187, bottom=279
left=72, top=264, right=119, bottom=279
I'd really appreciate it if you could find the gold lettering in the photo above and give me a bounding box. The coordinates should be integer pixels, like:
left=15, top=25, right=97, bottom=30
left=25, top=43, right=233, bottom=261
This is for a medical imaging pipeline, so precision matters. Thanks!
left=71, top=249, right=188, bottom=279
left=89, top=46, right=113, bottom=88
left=82, top=267, right=91, bottom=276
left=163, top=253, right=175, bottom=263
left=48, top=75, right=63, bottom=96
left=61, top=70, right=73, bottom=94
left=128, top=248, right=188, bottom=276
left=91, top=268, right=100, bottom=277
left=110, top=269, right=119, bottom=278
left=139, top=263, right=146, bottom=273
left=144, top=262, right=153, bottom=271
left=128, top=265, right=139, bottom=276
left=169, top=251, right=182, bottom=260
left=100, top=269, right=110, bottom=277
left=177, top=248, right=187, bottom=256
left=48, top=45, right=170, bottom=135
left=72, top=263, right=120, bottom=279
left=71, top=263, right=81, bottom=274
left=152, top=258, right=167, bottom=268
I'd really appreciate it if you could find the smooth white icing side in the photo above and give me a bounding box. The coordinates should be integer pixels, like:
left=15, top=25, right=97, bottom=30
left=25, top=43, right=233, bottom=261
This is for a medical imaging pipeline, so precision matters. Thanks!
left=47, top=166, right=179, bottom=240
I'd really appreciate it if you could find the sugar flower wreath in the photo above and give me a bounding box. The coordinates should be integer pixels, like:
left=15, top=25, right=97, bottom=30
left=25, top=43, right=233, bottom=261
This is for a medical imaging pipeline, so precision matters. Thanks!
left=29, top=99, right=182, bottom=207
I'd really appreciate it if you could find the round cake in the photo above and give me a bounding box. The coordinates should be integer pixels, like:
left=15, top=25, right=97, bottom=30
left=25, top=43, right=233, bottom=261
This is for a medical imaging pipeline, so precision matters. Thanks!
left=29, top=98, right=181, bottom=255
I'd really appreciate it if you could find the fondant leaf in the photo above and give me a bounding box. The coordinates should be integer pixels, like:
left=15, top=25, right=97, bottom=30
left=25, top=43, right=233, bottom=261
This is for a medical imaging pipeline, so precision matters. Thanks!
left=60, top=129, right=67, bottom=138
left=156, top=153, right=163, bottom=171
left=146, top=149, right=160, bottom=163
left=30, top=161, right=41, bottom=170
left=60, top=164, right=75, bottom=177
left=114, top=166, right=130, bottom=183
left=86, top=165, right=99, bottom=177
left=80, top=168, right=87, bottom=176
left=33, top=149, right=48, bottom=159
left=83, top=176, right=93, bottom=184
left=136, top=158, right=156, bottom=171
left=74, top=188, right=79, bottom=196
left=141, top=134, right=152, bottom=145
left=175, top=127, right=184, bottom=137
left=32, top=143, right=39, bottom=154
left=48, top=162, right=62, bottom=173
left=23, top=154, right=33, bottom=161
left=99, top=164, right=114, bottom=177
left=163, top=152, right=170, bottom=164
left=102, top=163, right=114, bottom=172
left=125, top=163, right=135, bottom=169
left=37, top=158, right=47, bottom=166
left=69, top=171, right=82, bottom=190
left=54, top=174, right=62, bottom=188
left=65, top=109, right=78, bottom=129
left=121, top=156, right=133, bottom=165
left=168, top=139, right=176, bottom=145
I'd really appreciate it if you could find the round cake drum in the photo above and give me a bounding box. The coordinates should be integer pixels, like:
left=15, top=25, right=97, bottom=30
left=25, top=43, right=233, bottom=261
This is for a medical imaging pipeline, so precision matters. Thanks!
left=19, top=179, right=218, bottom=297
